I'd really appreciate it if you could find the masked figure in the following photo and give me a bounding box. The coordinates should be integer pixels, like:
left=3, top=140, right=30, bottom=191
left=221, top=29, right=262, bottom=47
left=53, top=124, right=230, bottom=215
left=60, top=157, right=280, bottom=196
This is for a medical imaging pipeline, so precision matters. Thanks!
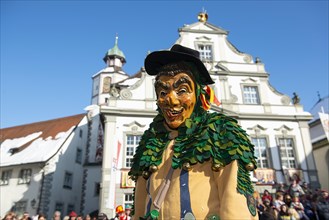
left=129, top=44, right=258, bottom=220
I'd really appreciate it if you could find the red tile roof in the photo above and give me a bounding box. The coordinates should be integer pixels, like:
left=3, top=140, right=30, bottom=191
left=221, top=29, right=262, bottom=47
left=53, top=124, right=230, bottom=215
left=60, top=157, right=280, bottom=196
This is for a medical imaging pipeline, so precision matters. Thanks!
left=0, top=114, right=85, bottom=152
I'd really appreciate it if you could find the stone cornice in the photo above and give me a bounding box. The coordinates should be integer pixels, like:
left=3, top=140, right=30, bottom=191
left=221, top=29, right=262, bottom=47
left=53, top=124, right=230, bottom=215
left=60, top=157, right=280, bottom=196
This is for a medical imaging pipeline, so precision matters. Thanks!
left=100, top=106, right=157, bottom=118
left=100, top=105, right=312, bottom=122
left=236, top=113, right=313, bottom=121
left=209, top=69, right=269, bottom=78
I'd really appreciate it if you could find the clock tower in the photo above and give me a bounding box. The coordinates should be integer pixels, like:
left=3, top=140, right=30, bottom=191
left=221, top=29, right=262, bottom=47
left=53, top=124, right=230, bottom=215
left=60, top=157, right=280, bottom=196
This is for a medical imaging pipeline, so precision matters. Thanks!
left=91, top=36, right=129, bottom=105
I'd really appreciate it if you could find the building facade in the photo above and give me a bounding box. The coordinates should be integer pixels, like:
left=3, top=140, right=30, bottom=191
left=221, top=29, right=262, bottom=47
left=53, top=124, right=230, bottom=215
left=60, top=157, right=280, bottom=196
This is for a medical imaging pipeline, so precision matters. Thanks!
left=0, top=114, right=89, bottom=218
left=94, top=12, right=320, bottom=217
left=308, top=95, right=329, bottom=191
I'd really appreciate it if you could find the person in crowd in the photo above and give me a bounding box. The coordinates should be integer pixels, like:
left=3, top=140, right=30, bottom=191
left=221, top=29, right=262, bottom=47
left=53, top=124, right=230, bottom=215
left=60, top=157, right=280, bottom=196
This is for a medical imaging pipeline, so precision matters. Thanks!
left=259, top=199, right=276, bottom=220
left=278, top=204, right=292, bottom=220
left=262, top=189, right=273, bottom=205
left=52, top=211, right=61, bottom=220
left=129, top=44, right=258, bottom=220
left=37, top=214, right=46, bottom=220
left=322, top=190, right=329, bottom=202
left=283, top=193, right=300, bottom=218
left=301, top=182, right=312, bottom=195
left=277, top=182, right=287, bottom=194
left=274, top=193, right=286, bottom=213
left=300, top=194, right=317, bottom=220
left=20, top=212, right=29, bottom=220
left=68, top=212, right=77, bottom=220
left=2, top=212, right=16, bottom=220
left=83, top=215, right=90, bottom=220
left=289, top=179, right=305, bottom=198
left=316, top=190, right=329, bottom=220
left=97, top=213, right=107, bottom=220
left=291, top=195, right=310, bottom=220
left=111, top=206, right=125, bottom=220
left=284, top=194, right=293, bottom=207
left=122, top=205, right=131, bottom=220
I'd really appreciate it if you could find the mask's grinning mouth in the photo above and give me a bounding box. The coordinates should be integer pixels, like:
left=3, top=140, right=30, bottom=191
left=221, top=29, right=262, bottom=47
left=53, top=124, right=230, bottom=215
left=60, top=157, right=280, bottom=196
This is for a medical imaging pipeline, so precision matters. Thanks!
left=166, top=108, right=183, bottom=117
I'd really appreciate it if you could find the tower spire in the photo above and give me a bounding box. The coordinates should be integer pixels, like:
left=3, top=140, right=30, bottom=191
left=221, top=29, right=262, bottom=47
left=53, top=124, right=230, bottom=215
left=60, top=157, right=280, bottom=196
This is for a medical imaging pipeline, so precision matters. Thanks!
left=115, top=33, right=118, bottom=46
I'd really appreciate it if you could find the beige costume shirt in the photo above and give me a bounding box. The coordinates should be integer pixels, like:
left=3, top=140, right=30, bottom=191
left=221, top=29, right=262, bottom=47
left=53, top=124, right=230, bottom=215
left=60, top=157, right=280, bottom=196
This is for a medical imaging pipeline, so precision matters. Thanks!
left=133, top=131, right=258, bottom=220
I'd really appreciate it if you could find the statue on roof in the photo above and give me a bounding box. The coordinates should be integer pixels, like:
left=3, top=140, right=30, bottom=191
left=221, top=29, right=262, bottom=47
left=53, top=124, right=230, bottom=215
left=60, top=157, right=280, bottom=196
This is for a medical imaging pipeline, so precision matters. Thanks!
left=292, top=92, right=301, bottom=105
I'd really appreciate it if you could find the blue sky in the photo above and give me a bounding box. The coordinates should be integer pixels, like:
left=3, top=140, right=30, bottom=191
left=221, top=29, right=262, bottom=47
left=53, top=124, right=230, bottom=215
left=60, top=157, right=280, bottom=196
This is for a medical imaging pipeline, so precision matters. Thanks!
left=1, top=0, right=328, bottom=128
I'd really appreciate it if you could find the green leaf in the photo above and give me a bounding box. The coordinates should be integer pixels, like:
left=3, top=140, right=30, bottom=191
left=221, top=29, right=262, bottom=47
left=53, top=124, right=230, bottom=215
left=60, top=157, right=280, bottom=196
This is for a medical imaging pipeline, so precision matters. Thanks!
left=243, top=151, right=251, bottom=158
left=228, top=149, right=236, bottom=155
left=237, top=148, right=243, bottom=156
left=185, top=119, right=192, bottom=128
left=204, top=144, right=212, bottom=151
left=209, top=124, right=216, bottom=132
left=196, top=154, right=204, bottom=162
left=190, top=157, right=197, bottom=164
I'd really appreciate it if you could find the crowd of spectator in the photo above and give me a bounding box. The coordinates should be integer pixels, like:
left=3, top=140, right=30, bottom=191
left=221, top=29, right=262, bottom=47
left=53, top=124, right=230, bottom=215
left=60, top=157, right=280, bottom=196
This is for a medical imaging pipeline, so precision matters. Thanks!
left=2, top=183, right=328, bottom=220
left=255, top=180, right=329, bottom=220
left=1, top=205, right=131, bottom=220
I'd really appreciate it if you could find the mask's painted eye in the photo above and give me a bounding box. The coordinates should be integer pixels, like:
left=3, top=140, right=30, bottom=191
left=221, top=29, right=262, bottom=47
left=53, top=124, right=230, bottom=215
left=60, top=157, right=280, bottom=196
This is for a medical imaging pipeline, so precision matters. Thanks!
left=177, top=88, right=187, bottom=95
left=159, top=91, right=167, bottom=97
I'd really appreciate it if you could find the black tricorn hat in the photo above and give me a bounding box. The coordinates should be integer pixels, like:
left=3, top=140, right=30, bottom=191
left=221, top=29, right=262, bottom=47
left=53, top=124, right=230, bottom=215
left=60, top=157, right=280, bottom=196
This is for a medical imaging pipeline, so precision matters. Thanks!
left=144, top=44, right=215, bottom=85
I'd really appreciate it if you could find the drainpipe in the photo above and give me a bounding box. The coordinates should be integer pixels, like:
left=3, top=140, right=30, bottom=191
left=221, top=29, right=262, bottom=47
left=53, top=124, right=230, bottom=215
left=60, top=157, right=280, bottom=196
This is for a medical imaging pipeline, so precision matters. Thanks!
left=37, top=169, right=45, bottom=214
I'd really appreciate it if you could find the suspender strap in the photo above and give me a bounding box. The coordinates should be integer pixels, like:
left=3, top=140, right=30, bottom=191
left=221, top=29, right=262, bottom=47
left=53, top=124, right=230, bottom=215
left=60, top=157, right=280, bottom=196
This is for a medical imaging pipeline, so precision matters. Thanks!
left=146, top=178, right=152, bottom=214
left=180, top=169, right=192, bottom=219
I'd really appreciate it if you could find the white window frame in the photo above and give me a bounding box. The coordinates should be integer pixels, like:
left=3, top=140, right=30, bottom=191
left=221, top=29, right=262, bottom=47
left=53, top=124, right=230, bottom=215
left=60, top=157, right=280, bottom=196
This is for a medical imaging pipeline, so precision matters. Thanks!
left=278, top=137, right=297, bottom=169
left=63, top=171, right=73, bottom=189
left=76, top=148, right=82, bottom=164
left=124, top=193, right=134, bottom=210
left=18, top=169, right=32, bottom=184
left=251, top=137, right=270, bottom=168
left=1, top=170, right=12, bottom=185
left=124, top=134, right=142, bottom=168
left=243, top=85, right=260, bottom=104
left=196, top=44, right=213, bottom=61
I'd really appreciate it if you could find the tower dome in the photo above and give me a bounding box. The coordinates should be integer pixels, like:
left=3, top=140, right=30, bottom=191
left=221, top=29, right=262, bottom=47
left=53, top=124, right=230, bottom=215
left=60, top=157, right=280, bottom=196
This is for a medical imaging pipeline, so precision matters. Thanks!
left=103, top=35, right=126, bottom=63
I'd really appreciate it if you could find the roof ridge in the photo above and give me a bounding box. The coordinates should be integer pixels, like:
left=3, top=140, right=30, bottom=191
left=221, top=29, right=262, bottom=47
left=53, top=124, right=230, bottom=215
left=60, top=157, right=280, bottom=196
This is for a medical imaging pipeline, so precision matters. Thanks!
left=1, top=113, right=85, bottom=130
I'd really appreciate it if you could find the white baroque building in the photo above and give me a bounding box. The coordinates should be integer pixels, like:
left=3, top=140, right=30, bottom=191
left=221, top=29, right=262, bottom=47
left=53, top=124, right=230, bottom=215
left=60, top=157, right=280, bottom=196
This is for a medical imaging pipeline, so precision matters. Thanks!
left=1, top=12, right=321, bottom=219
left=94, top=12, right=320, bottom=217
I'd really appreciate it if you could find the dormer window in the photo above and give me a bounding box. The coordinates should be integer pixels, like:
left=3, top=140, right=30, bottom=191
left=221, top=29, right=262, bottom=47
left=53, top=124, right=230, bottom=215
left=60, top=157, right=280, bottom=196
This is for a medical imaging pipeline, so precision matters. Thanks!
left=243, top=86, right=260, bottom=104
left=197, top=44, right=213, bottom=61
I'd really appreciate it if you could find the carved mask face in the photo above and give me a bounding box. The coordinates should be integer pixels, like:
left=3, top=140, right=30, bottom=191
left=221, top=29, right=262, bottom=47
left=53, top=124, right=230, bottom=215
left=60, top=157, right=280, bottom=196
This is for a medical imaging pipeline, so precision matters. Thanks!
left=155, top=72, right=196, bottom=129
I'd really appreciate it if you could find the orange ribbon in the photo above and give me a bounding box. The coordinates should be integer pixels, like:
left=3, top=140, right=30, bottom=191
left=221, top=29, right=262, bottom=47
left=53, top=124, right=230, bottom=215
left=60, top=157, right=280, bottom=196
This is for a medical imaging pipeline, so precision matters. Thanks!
left=200, top=85, right=221, bottom=110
